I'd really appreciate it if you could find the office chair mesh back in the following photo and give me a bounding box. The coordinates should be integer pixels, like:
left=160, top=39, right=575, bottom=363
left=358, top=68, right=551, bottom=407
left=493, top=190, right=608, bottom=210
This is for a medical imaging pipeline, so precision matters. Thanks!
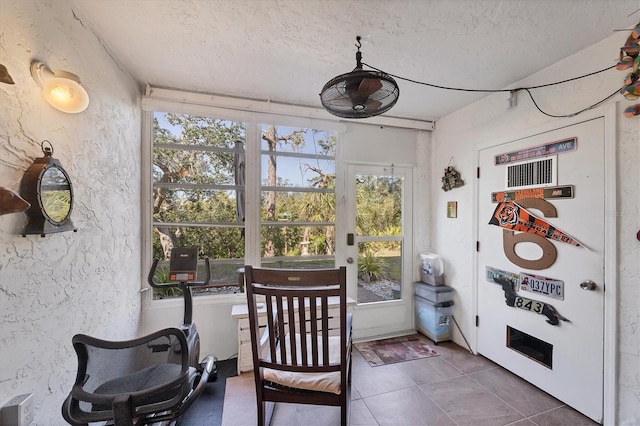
left=62, top=328, right=192, bottom=425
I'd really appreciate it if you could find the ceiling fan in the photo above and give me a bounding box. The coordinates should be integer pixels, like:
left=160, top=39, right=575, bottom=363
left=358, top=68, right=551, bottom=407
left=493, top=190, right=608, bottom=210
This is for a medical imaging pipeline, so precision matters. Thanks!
left=320, top=36, right=399, bottom=119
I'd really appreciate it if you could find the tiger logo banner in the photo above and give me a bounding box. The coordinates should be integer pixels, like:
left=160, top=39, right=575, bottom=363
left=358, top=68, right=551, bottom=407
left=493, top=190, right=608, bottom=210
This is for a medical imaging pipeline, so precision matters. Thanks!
left=489, top=200, right=583, bottom=247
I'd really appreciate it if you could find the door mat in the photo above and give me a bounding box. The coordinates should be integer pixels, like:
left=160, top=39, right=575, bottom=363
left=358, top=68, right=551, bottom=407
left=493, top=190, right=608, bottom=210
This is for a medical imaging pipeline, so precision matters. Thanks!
left=355, top=334, right=439, bottom=367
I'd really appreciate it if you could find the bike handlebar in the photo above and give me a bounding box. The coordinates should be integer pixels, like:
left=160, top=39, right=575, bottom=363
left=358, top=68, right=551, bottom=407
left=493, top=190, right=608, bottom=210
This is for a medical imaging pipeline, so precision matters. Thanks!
left=147, top=257, right=212, bottom=288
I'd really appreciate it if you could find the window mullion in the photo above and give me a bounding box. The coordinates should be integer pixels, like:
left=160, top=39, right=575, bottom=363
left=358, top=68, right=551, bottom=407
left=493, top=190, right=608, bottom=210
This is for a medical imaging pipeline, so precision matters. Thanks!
left=244, top=123, right=262, bottom=266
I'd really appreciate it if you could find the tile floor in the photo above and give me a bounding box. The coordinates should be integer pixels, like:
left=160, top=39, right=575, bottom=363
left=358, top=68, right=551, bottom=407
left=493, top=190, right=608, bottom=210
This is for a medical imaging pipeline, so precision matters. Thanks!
left=221, top=340, right=598, bottom=426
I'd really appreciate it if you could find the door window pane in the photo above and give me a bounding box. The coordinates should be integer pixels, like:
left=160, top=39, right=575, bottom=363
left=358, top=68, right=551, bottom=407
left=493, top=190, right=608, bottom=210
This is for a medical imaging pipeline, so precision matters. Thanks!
left=357, top=241, right=402, bottom=303
left=355, top=173, right=404, bottom=304
left=356, top=175, right=403, bottom=236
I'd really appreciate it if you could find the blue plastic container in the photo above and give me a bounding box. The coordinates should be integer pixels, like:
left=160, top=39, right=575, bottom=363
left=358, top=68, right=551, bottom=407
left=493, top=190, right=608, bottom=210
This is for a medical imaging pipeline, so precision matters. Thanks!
left=415, top=296, right=453, bottom=343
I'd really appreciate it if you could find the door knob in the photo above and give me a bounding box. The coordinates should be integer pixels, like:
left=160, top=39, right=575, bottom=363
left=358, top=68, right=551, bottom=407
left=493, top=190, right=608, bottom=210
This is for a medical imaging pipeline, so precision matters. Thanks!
left=579, top=280, right=597, bottom=291
left=346, top=257, right=354, bottom=264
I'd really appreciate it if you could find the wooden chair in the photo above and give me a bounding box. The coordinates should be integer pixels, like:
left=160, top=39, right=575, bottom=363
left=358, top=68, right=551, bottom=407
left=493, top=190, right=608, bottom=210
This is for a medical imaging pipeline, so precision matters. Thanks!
left=244, top=266, right=352, bottom=426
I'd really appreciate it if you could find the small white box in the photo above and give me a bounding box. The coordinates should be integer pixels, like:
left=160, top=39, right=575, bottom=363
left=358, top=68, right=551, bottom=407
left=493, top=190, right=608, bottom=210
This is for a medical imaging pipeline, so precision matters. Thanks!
left=1, top=393, right=33, bottom=426
left=420, top=253, right=445, bottom=286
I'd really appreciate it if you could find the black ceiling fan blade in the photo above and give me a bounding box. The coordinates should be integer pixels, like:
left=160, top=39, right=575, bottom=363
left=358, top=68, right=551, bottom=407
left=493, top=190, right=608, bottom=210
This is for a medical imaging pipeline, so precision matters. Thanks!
left=358, top=78, right=383, bottom=97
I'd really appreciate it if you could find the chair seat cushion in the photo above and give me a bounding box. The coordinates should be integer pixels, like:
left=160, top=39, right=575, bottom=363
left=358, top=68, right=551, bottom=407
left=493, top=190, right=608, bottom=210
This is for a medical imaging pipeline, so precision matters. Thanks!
left=263, top=334, right=343, bottom=395
left=95, top=363, right=184, bottom=395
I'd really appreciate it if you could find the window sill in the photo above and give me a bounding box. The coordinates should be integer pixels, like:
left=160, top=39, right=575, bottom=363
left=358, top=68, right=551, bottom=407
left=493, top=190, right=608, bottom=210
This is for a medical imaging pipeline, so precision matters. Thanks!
left=146, top=292, right=247, bottom=309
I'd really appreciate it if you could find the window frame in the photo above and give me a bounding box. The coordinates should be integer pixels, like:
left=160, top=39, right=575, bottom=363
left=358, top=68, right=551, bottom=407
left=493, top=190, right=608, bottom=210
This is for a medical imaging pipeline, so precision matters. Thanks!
left=141, top=97, right=345, bottom=305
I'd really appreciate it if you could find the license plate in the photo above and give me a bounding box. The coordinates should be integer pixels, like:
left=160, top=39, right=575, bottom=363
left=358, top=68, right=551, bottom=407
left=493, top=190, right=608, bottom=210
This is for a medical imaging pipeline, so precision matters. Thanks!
left=519, top=272, right=564, bottom=300
left=485, top=266, right=518, bottom=288
left=514, top=296, right=545, bottom=314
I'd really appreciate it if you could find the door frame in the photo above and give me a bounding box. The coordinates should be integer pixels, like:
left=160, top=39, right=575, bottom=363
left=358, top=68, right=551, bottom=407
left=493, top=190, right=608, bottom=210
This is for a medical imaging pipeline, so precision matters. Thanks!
left=345, top=162, right=415, bottom=340
left=471, top=103, right=617, bottom=425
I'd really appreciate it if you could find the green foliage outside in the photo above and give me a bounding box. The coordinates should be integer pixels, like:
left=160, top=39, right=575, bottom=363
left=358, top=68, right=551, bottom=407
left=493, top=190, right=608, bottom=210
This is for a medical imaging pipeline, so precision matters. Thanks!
left=152, top=265, right=182, bottom=299
left=358, top=250, right=388, bottom=281
left=150, top=113, right=405, bottom=299
left=151, top=114, right=339, bottom=297
left=152, top=114, right=247, bottom=262
left=355, top=175, right=402, bottom=255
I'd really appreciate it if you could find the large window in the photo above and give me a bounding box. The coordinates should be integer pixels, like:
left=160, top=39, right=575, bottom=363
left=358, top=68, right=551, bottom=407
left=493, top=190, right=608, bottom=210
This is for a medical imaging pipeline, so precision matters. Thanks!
left=150, top=112, right=336, bottom=298
left=260, top=124, right=336, bottom=268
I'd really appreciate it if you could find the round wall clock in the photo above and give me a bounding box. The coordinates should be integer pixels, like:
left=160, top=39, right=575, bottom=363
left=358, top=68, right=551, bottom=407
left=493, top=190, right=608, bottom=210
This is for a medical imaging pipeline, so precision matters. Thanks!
left=20, top=141, right=76, bottom=236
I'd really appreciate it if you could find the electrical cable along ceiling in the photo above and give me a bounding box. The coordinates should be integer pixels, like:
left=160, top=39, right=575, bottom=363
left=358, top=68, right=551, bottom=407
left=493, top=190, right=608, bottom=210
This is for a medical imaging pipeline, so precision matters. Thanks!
left=321, top=30, right=635, bottom=120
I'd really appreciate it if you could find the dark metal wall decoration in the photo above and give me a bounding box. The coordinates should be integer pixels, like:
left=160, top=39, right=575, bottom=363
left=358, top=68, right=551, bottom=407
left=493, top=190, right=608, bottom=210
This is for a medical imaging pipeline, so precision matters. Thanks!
left=486, top=271, right=569, bottom=326
left=20, top=141, right=76, bottom=236
left=441, top=166, right=464, bottom=191
left=486, top=266, right=569, bottom=325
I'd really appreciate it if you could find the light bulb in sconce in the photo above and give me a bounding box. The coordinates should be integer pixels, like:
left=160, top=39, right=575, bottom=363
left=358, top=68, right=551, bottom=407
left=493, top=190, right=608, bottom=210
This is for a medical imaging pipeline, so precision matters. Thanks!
left=30, top=61, right=89, bottom=113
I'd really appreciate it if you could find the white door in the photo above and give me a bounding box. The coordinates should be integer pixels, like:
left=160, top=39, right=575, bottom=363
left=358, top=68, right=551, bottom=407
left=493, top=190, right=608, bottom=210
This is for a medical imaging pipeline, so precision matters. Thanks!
left=477, top=118, right=604, bottom=423
left=346, top=163, right=413, bottom=340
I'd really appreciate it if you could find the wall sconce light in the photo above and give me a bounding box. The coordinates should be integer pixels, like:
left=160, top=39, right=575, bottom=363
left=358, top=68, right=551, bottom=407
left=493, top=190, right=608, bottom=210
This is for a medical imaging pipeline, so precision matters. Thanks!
left=30, top=61, right=89, bottom=113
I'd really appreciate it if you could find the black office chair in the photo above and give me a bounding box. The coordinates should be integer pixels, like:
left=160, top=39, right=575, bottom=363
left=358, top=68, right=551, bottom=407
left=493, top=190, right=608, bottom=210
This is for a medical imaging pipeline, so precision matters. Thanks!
left=61, top=327, right=212, bottom=426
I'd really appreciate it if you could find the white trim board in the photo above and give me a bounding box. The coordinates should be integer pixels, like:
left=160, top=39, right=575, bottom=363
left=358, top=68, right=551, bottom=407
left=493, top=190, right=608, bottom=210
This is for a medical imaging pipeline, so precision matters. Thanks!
left=143, top=87, right=435, bottom=131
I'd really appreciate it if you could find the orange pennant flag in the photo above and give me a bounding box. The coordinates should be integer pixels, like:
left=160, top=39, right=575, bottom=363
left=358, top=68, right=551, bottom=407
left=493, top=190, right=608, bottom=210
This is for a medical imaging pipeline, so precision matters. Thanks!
left=489, top=201, right=583, bottom=247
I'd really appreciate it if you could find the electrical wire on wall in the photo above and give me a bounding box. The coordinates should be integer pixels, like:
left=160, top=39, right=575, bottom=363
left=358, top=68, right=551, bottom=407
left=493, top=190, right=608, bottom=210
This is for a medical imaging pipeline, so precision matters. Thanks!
left=362, top=62, right=621, bottom=119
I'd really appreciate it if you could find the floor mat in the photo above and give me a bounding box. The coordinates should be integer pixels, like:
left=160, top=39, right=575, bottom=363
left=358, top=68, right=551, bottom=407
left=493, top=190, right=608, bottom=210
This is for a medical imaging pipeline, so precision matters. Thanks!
left=355, top=333, right=438, bottom=367
left=177, top=357, right=237, bottom=426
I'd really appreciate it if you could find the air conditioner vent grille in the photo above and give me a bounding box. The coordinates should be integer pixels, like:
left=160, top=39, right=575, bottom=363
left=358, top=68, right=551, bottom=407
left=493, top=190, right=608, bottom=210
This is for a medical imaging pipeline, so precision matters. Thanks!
left=506, top=157, right=557, bottom=189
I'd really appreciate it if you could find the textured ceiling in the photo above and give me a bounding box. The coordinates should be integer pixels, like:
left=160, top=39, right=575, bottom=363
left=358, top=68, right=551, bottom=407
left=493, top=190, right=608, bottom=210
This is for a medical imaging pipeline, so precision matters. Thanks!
left=70, top=0, right=639, bottom=122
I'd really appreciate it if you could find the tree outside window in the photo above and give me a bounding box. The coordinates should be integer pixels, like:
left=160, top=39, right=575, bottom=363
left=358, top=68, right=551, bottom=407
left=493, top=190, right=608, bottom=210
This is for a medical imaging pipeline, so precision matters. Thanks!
left=150, top=113, right=337, bottom=298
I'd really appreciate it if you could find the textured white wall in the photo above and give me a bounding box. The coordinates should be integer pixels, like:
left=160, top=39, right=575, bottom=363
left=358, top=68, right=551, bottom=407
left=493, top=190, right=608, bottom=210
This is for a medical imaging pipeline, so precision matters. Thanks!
left=2, top=1, right=636, bottom=424
left=429, top=31, right=639, bottom=423
left=0, top=1, right=141, bottom=424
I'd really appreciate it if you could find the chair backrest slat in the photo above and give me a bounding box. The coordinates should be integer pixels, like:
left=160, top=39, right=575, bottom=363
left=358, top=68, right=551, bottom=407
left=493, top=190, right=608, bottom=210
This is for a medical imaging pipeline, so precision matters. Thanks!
left=322, top=297, right=329, bottom=365
left=275, top=295, right=287, bottom=364
left=265, top=297, right=277, bottom=364
left=298, top=297, right=308, bottom=366
left=245, top=266, right=346, bottom=372
left=286, top=296, right=297, bottom=365
left=310, top=295, right=319, bottom=365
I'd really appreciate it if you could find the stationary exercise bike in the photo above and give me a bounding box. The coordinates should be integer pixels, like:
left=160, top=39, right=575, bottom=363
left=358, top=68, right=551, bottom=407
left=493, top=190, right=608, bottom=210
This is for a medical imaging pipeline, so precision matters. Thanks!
left=147, top=247, right=218, bottom=381
left=62, top=248, right=217, bottom=425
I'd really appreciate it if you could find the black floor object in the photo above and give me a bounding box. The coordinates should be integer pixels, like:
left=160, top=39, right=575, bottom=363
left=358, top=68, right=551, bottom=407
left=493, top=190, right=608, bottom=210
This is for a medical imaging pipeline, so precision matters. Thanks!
left=177, top=357, right=238, bottom=426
